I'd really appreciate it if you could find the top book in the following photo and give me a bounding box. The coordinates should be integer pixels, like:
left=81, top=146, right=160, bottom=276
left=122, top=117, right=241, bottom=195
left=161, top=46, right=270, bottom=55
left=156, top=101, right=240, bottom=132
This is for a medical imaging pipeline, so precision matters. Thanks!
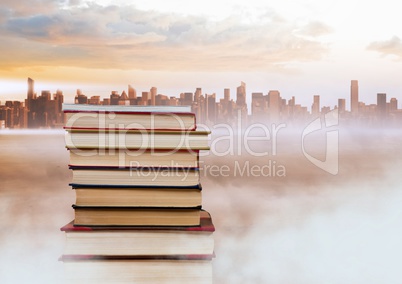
left=62, top=104, right=196, bottom=131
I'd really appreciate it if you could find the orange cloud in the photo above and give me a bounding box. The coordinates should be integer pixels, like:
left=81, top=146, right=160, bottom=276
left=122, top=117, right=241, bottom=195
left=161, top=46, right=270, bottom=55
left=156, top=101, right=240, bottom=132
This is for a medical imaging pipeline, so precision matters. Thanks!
left=367, top=36, right=402, bottom=60
left=0, top=2, right=331, bottom=72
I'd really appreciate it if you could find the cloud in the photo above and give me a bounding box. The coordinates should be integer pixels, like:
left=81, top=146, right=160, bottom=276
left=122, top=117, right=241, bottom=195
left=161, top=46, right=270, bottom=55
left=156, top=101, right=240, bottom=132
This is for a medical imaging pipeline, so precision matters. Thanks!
left=367, top=36, right=402, bottom=60
left=0, top=0, right=61, bottom=17
left=0, top=2, right=331, bottom=71
left=296, top=21, right=333, bottom=38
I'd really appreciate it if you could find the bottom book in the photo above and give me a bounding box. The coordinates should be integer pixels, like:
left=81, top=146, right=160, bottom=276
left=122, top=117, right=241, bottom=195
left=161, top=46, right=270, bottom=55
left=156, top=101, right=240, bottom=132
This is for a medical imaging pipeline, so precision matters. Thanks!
left=61, top=211, right=214, bottom=256
left=61, top=257, right=213, bottom=284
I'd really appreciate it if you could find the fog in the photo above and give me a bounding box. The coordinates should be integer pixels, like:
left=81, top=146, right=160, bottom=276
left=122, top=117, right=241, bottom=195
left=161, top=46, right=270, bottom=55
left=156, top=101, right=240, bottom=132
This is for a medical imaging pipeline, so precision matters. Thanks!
left=0, top=128, right=401, bottom=283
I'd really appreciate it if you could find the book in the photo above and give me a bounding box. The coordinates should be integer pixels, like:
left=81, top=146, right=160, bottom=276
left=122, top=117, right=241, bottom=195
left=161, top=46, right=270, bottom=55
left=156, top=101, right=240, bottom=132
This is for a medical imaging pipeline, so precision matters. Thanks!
left=65, top=129, right=210, bottom=150
left=63, top=104, right=196, bottom=131
left=63, top=104, right=192, bottom=113
left=69, top=166, right=200, bottom=187
left=61, top=211, right=214, bottom=256
left=61, top=258, right=212, bottom=284
left=73, top=185, right=202, bottom=207
left=68, top=149, right=199, bottom=168
left=72, top=205, right=202, bottom=226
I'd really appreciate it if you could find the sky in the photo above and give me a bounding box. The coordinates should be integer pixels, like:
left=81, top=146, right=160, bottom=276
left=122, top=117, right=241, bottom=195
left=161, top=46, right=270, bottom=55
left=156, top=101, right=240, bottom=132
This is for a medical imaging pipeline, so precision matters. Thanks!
left=1, top=0, right=402, bottom=108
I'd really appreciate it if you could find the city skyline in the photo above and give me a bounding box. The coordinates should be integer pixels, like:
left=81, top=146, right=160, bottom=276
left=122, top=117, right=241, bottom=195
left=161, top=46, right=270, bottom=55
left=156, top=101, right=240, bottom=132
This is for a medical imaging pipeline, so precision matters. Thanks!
left=1, top=78, right=401, bottom=129
left=1, top=0, right=402, bottom=107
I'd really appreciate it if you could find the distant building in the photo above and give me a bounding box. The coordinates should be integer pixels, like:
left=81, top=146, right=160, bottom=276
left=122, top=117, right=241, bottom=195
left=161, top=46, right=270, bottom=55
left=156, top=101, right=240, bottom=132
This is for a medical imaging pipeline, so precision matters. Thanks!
left=311, top=95, right=320, bottom=116
left=351, top=80, right=359, bottom=114
left=236, top=82, right=248, bottom=125
left=88, top=96, right=101, bottom=105
left=268, top=90, right=280, bottom=123
left=150, top=87, right=157, bottom=106
left=118, top=91, right=129, bottom=105
left=377, top=93, right=387, bottom=120
left=338, top=98, right=346, bottom=113
left=236, top=81, right=246, bottom=108
left=390, top=98, right=398, bottom=112
left=251, top=92, right=266, bottom=122
left=110, top=91, right=120, bottom=105
left=128, top=85, right=136, bottom=99
left=181, top=92, right=193, bottom=106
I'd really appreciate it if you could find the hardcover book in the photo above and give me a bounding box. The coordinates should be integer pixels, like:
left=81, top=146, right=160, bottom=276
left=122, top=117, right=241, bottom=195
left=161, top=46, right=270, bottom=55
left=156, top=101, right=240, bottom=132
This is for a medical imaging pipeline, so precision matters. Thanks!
left=65, top=129, right=210, bottom=150
left=64, top=112, right=196, bottom=130
left=72, top=205, right=202, bottom=226
left=69, top=166, right=200, bottom=187
left=61, top=210, right=214, bottom=256
left=68, top=149, right=199, bottom=168
left=73, top=185, right=202, bottom=207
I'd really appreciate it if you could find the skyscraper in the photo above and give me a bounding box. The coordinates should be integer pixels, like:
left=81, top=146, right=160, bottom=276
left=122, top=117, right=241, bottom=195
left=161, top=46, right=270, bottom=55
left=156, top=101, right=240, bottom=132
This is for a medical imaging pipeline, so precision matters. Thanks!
left=128, top=85, right=136, bottom=99
left=26, top=77, right=35, bottom=110
left=224, top=88, right=230, bottom=102
left=27, top=77, right=34, bottom=100
left=251, top=92, right=266, bottom=120
left=311, top=95, right=320, bottom=115
left=236, top=82, right=246, bottom=107
left=377, top=93, right=387, bottom=119
left=351, top=80, right=359, bottom=114
left=194, top=88, right=202, bottom=102
left=150, top=87, right=157, bottom=106
left=268, top=90, right=280, bottom=122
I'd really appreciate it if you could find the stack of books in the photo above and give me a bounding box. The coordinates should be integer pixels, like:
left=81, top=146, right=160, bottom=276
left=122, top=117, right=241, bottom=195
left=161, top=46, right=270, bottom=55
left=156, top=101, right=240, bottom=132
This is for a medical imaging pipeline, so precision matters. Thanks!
left=60, top=104, right=214, bottom=283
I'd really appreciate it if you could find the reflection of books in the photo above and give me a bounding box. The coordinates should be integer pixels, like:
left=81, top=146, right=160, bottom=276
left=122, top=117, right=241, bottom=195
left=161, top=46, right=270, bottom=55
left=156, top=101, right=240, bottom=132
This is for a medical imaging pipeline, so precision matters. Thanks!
left=69, top=166, right=200, bottom=187
left=65, top=129, right=210, bottom=150
left=63, top=104, right=196, bottom=131
left=68, top=149, right=199, bottom=168
left=72, top=205, right=202, bottom=226
left=73, top=185, right=202, bottom=207
left=62, top=257, right=213, bottom=284
left=61, top=210, right=214, bottom=256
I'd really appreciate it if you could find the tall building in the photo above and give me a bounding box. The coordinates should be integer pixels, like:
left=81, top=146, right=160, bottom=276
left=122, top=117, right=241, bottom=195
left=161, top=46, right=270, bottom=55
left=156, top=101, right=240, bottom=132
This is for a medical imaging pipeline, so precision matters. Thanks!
left=27, top=77, right=35, bottom=100
left=236, top=82, right=246, bottom=107
left=235, top=82, right=248, bottom=125
left=150, top=87, right=157, bottom=106
left=194, top=88, right=202, bottom=102
left=141, top=92, right=150, bottom=105
left=251, top=92, right=266, bottom=120
left=268, top=90, right=280, bottom=122
left=311, top=95, right=320, bottom=115
left=206, top=94, right=216, bottom=123
left=0, top=106, right=13, bottom=128
left=351, top=80, right=359, bottom=114
left=224, top=88, right=230, bottom=102
left=377, top=93, right=387, bottom=119
left=26, top=77, right=35, bottom=111
left=338, top=98, right=346, bottom=113
left=128, top=85, right=136, bottom=99
left=390, top=98, right=398, bottom=112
